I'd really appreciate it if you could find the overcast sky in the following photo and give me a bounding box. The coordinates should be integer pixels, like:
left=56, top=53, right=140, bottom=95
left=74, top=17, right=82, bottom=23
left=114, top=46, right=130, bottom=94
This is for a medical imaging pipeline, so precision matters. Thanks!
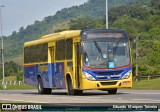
left=0, top=0, right=88, bottom=36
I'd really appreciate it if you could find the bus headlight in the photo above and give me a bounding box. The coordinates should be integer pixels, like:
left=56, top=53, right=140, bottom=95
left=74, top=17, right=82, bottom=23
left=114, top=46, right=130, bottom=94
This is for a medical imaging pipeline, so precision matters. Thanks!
left=83, top=72, right=96, bottom=80
left=122, top=70, right=132, bottom=79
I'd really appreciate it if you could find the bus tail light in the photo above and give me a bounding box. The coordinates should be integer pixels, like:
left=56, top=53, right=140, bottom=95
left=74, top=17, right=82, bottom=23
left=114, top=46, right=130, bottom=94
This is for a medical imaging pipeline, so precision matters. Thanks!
left=82, top=72, right=96, bottom=80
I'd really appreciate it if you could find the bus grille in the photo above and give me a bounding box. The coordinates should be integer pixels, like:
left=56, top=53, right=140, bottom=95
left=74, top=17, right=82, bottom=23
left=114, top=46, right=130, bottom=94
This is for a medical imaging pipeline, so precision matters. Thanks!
left=94, top=70, right=123, bottom=80
left=95, top=70, right=123, bottom=75
left=100, top=81, right=117, bottom=86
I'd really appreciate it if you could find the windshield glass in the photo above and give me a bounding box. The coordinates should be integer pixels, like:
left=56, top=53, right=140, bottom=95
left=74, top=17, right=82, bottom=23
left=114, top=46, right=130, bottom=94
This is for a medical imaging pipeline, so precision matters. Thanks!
left=83, top=41, right=130, bottom=68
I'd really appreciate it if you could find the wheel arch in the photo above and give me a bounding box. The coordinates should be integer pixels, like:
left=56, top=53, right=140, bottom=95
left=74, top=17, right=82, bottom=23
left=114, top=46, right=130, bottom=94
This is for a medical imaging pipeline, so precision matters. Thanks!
left=37, top=74, right=41, bottom=79
left=66, top=73, right=72, bottom=80
left=65, top=72, right=73, bottom=89
left=37, top=74, right=41, bottom=86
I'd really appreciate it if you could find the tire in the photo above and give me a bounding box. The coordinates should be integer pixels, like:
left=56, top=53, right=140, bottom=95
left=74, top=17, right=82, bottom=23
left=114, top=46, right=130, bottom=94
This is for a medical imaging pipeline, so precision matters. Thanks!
left=38, top=77, right=52, bottom=94
left=66, top=76, right=83, bottom=95
left=74, top=90, right=83, bottom=95
left=108, top=89, right=117, bottom=94
left=44, top=88, right=52, bottom=94
left=67, top=77, right=74, bottom=95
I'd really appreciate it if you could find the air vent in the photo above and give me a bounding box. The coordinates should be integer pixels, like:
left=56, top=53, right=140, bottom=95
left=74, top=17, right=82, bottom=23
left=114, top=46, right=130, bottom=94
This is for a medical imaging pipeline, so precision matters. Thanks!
left=100, top=81, right=117, bottom=86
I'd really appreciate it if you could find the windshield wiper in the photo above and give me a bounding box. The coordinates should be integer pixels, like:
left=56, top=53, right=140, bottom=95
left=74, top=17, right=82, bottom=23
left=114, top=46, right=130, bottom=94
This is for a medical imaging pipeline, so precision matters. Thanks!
left=113, top=39, right=121, bottom=54
left=94, top=41, right=103, bottom=57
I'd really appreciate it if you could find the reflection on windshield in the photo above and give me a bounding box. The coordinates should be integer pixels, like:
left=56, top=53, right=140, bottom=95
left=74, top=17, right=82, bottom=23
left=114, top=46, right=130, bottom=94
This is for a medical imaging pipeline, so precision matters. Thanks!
left=83, top=41, right=130, bottom=68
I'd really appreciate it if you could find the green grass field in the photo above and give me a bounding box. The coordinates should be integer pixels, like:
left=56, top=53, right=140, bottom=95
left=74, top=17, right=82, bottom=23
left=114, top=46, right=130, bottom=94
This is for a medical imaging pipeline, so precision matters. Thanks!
left=0, top=83, right=36, bottom=90
left=132, top=78, right=160, bottom=90
left=0, top=76, right=36, bottom=90
left=4, top=76, right=17, bottom=81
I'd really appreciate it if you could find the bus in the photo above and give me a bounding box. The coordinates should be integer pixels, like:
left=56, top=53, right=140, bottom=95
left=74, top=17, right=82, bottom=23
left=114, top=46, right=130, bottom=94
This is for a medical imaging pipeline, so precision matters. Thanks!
left=24, top=29, right=132, bottom=95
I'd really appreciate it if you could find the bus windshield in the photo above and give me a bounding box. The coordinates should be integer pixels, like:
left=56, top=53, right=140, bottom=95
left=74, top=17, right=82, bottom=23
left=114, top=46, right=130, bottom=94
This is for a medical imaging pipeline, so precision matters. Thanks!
left=82, top=41, right=130, bottom=68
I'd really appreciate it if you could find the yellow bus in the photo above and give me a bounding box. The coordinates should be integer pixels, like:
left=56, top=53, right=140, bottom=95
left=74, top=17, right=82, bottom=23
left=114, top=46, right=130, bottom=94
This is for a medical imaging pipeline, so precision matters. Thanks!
left=24, top=29, right=132, bottom=95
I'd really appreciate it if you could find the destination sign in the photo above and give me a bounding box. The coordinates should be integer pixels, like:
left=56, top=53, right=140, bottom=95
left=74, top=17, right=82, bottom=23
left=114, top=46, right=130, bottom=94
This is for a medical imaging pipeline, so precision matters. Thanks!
left=86, top=33, right=123, bottom=39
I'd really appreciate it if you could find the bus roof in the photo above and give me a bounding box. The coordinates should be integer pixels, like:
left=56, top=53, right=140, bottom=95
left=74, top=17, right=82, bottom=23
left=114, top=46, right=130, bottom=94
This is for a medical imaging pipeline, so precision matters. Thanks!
left=24, top=30, right=81, bottom=47
left=24, top=29, right=128, bottom=47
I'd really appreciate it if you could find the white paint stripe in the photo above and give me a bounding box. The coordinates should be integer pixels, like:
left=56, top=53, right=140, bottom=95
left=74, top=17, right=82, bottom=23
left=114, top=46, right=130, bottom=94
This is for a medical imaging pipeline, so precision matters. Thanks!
left=132, top=99, right=153, bottom=101
left=123, top=92, right=160, bottom=95
left=0, top=99, right=47, bottom=103
left=75, top=96, right=102, bottom=99
left=132, top=99, right=160, bottom=102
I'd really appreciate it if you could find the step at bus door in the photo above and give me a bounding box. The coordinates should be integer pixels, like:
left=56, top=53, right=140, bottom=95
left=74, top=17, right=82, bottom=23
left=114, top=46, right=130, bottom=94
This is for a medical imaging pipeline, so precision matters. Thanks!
left=74, top=43, right=81, bottom=89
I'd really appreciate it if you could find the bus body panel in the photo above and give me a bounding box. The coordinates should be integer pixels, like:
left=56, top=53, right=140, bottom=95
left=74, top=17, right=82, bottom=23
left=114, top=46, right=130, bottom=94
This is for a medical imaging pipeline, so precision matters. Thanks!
left=48, top=64, right=55, bottom=87
left=53, top=62, right=65, bottom=89
left=38, top=64, right=51, bottom=88
left=24, top=64, right=51, bottom=88
left=24, top=64, right=37, bottom=87
left=24, top=62, right=66, bottom=89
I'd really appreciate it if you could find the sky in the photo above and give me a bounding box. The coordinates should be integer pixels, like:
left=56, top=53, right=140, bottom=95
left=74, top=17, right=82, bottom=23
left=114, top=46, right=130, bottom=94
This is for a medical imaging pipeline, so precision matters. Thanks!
left=0, top=0, right=88, bottom=36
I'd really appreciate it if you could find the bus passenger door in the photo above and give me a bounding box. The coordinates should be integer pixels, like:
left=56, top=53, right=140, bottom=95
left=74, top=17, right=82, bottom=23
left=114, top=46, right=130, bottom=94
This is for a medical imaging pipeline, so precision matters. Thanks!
left=74, top=43, right=81, bottom=89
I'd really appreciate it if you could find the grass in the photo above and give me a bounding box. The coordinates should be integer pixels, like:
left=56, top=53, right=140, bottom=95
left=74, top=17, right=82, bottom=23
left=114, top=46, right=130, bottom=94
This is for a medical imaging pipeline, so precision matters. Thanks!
left=0, top=83, right=36, bottom=90
left=4, top=76, right=17, bottom=81
left=0, top=76, right=36, bottom=90
left=5, top=84, right=36, bottom=90
left=132, top=78, right=160, bottom=90
left=0, top=82, right=37, bottom=90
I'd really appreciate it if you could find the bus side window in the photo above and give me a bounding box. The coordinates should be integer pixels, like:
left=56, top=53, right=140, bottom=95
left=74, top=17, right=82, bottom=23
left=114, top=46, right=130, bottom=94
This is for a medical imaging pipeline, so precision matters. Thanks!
left=29, top=45, right=36, bottom=63
left=24, top=47, right=30, bottom=64
left=43, top=43, right=48, bottom=62
left=36, top=44, right=42, bottom=62
left=66, top=39, right=73, bottom=60
left=56, top=40, right=65, bottom=60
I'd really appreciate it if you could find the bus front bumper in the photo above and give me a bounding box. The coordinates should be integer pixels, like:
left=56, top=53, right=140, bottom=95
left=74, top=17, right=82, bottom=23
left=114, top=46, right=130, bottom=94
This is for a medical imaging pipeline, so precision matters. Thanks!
left=81, top=76, right=132, bottom=90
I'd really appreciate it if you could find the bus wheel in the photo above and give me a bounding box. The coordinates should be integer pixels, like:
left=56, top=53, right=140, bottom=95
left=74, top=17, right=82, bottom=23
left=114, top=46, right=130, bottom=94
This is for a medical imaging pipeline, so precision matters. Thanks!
left=38, top=77, right=52, bottom=94
left=108, top=89, right=117, bottom=94
left=74, top=90, right=83, bottom=95
left=44, top=88, right=52, bottom=94
left=66, top=77, right=83, bottom=95
left=67, top=77, right=74, bottom=95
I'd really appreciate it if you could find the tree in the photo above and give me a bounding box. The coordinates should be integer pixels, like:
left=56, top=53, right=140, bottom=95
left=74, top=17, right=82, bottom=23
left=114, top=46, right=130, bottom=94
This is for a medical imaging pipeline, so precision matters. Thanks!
left=151, top=0, right=160, bottom=9
left=69, top=18, right=96, bottom=30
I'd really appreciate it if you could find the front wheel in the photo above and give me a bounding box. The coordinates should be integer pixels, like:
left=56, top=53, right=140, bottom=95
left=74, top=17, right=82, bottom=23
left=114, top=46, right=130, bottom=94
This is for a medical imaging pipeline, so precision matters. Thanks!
left=108, top=89, right=117, bottom=94
left=38, top=77, right=52, bottom=94
left=66, top=77, right=83, bottom=95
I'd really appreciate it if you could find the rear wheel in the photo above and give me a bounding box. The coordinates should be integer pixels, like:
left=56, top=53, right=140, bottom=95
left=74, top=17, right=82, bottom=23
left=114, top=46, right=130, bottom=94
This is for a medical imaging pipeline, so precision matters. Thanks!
left=66, top=76, right=83, bottom=95
left=38, top=77, right=52, bottom=94
left=108, top=89, right=117, bottom=94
